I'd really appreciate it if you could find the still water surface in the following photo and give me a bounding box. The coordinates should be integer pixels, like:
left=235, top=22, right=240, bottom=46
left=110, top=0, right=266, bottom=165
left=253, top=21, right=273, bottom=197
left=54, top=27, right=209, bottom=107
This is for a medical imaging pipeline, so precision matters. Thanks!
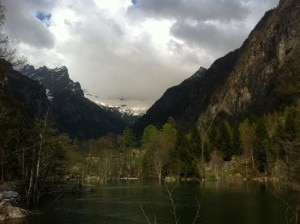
left=6, top=181, right=298, bottom=224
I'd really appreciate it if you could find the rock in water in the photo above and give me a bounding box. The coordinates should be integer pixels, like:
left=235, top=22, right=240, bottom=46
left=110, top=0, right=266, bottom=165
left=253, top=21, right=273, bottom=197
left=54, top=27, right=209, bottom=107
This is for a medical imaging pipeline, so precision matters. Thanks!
left=0, top=203, right=31, bottom=221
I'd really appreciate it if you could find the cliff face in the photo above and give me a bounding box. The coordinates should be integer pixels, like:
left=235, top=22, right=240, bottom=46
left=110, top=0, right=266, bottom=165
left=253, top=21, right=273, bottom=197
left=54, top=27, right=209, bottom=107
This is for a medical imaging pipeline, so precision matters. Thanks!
left=21, top=65, right=84, bottom=99
left=133, top=50, right=240, bottom=134
left=20, top=65, right=126, bottom=139
left=199, top=0, right=300, bottom=124
left=0, top=59, right=48, bottom=119
left=134, top=0, right=300, bottom=134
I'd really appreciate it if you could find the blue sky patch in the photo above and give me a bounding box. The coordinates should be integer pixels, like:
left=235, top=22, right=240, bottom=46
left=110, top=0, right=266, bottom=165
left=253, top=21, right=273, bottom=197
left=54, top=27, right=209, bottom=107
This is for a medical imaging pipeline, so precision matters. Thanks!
left=132, top=0, right=137, bottom=5
left=36, top=11, right=52, bottom=27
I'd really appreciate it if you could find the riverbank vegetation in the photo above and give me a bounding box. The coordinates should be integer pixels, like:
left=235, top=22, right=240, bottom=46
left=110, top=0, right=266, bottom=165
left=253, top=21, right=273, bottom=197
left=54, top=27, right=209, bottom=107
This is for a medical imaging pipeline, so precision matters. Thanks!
left=63, top=103, right=300, bottom=187
left=1, top=97, right=299, bottom=205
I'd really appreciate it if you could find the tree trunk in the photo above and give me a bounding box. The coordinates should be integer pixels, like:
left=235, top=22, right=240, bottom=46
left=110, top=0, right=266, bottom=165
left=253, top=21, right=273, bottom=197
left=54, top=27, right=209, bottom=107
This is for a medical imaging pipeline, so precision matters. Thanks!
left=22, top=148, right=25, bottom=180
left=26, top=168, right=34, bottom=205
left=251, top=146, right=255, bottom=170
left=1, top=147, right=3, bottom=183
left=33, top=138, right=42, bottom=204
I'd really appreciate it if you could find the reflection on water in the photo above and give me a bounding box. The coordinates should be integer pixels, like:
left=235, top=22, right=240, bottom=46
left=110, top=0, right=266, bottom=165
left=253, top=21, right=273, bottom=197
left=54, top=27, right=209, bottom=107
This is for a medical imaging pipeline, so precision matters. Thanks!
left=6, top=181, right=298, bottom=224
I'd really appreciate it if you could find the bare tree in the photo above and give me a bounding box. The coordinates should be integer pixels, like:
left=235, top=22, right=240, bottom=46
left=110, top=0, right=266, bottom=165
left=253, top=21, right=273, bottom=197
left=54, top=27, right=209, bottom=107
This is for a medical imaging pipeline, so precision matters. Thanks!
left=26, top=113, right=49, bottom=205
left=139, top=180, right=203, bottom=224
left=0, top=3, right=26, bottom=67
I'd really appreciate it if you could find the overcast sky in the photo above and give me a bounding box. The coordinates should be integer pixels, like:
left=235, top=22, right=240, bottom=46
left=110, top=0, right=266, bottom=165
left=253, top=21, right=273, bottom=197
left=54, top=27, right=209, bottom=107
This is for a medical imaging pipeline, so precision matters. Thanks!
left=2, top=0, right=279, bottom=108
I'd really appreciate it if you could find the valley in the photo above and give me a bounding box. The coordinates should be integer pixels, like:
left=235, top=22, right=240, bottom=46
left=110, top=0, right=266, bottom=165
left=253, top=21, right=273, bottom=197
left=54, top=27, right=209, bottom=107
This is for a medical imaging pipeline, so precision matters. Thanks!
left=0, top=0, right=299, bottom=223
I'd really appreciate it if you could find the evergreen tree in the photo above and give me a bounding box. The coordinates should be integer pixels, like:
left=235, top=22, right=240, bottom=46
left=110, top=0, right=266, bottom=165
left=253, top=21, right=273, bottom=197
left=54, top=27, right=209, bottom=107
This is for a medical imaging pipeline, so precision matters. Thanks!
left=274, top=122, right=285, bottom=160
left=217, top=122, right=232, bottom=161
left=284, top=109, right=297, bottom=141
left=120, top=127, right=136, bottom=150
left=189, top=125, right=201, bottom=158
left=232, top=125, right=242, bottom=156
left=253, top=120, right=269, bottom=173
left=172, top=130, right=191, bottom=178
left=276, top=107, right=300, bottom=183
left=208, top=125, right=218, bottom=149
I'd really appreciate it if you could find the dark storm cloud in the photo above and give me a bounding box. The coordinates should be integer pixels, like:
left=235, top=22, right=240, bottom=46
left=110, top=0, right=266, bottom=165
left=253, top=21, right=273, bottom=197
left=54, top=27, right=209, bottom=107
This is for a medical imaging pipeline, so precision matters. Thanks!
left=128, top=0, right=250, bottom=22
left=128, top=0, right=279, bottom=59
left=22, top=0, right=55, bottom=10
left=170, top=20, right=246, bottom=55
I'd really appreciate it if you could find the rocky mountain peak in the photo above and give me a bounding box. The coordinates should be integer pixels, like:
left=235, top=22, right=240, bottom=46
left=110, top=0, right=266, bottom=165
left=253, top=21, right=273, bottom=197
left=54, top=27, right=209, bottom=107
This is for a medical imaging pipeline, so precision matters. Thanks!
left=19, top=64, right=125, bottom=139
left=186, top=66, right=207, bottom=82
left=20, top=65, right=83, bottom=98
left=198, top=66, right=206, bottom=73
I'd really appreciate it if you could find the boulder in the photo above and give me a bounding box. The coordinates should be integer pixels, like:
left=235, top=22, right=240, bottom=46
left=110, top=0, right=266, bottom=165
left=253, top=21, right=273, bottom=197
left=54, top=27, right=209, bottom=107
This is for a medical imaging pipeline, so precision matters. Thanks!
left=0, top=203, right=31, bottom=221
left=164, top=176, right=177, bottom=182
left=2, top=191, right=19, bottom=199
left=1, top=191, right=19, bottom=204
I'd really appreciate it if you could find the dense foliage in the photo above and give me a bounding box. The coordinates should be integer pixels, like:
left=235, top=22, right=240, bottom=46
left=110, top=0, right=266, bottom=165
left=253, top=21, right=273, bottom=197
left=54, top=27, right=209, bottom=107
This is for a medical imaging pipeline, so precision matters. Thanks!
left=48, top=102, right=299, bottom=186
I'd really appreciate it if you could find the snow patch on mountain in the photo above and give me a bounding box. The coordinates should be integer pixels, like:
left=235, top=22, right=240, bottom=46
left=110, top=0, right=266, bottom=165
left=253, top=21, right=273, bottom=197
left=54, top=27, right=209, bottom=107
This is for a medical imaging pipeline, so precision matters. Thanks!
left=45, top=89, right=53, bottom=102
left=84, top=92, right=148, bottom=117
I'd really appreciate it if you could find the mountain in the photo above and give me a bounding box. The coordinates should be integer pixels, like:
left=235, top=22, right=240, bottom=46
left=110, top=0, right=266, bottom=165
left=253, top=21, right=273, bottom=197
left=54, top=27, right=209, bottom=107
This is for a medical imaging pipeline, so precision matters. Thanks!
left=20, top=65, right=126, bottom=139
left=0, top=59, right=48, bottom=120
left=84, top=93, right=146, bottom=125
left=198, top=0, right=300, bottom=125
left=133, top=0, right=300, bottom=134
left=133, top=50, right=239, bottom=134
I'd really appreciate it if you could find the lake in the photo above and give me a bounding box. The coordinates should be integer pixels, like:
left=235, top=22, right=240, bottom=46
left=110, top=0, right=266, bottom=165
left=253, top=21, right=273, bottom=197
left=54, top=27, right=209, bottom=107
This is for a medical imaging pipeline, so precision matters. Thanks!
left=6, top=181, right=299, bottom=224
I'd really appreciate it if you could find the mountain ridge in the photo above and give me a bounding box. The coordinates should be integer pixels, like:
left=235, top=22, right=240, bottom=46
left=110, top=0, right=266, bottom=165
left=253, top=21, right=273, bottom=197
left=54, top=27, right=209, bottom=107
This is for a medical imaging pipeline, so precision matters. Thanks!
left=133, top=49, right=240, bottom=134
left=20, top=65, right=126, bottom=139
left=198, top=0, right=300, bottom=126
left=133, top=0, right=300, bottom=134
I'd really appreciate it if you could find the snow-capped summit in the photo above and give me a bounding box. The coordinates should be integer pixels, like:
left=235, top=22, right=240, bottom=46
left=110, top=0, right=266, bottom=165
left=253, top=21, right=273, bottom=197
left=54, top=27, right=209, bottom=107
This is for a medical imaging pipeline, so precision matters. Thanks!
left=84, top=92, right=148, bottom=124
left=20, top=64, right=146, bottom=127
